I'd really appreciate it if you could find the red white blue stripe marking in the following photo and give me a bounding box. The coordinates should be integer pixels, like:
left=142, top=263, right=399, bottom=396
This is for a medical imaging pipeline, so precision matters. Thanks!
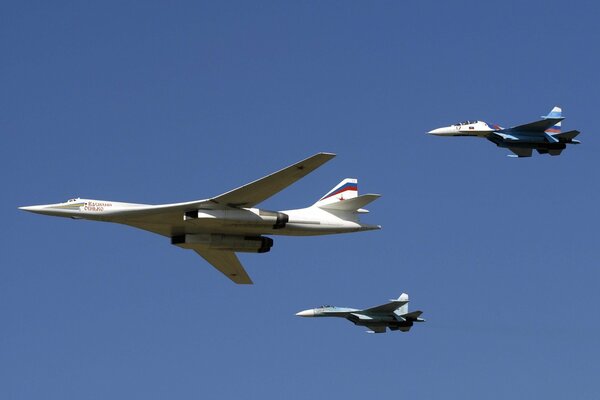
left=320, top=182, right=357, bottom=201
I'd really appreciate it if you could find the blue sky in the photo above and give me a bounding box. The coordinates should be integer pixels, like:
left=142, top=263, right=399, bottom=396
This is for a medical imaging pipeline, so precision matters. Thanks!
left=2, top=1, right=599, bottom=398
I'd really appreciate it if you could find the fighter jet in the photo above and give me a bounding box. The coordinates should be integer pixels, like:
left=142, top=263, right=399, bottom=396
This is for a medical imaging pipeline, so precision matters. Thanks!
left=20, top=153, right=381, bottom=284
left=428, top=106, right=580, bottom=157
left=296, top=293, right=424, bottom=334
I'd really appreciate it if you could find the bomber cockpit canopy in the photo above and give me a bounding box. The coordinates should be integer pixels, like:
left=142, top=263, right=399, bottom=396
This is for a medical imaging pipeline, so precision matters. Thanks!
left=66, top=198, right=80, bottom=203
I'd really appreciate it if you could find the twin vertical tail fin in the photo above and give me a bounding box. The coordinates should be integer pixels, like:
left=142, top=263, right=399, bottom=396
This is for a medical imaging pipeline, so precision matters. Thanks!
left=393, top=293, right=425, bottom=321
left=543, top=106, right=562, bottom=134
left=394, top=293, right=409, bottom=316
left=313, top=178, right=381, bottom=213
left=542, top=106, right=581, bottom=143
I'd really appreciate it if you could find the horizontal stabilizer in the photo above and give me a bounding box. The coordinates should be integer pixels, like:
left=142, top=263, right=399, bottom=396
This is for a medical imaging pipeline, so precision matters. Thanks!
left=553, top=130, right=580, bottom=141
left=401, top=310, right=424, bottom=321
left=318, top=194, right=381, bottom=212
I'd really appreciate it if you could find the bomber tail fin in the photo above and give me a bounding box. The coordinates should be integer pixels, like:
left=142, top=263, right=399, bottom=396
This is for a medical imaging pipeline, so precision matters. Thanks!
left=313, top=178, right=380, bottom=213
left=313, top=178, right=358, bottom=207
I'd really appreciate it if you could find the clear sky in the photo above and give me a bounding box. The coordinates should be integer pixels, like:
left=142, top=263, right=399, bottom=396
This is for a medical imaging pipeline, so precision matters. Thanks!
left=2, top=1, right=599, bottom=399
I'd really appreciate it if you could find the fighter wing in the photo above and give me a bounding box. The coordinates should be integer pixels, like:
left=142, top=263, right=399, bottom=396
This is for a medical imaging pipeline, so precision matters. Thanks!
left=508, top=147, right=533, bottom=158
left=499, top=117, right=563, bottom=135
left=362, top=300, right=408, bottom=315
left=365, top=325, right=387, bottom=334
left=193, top=248, right=253, bottom=284
left=209, top=152, right=336, bottom=208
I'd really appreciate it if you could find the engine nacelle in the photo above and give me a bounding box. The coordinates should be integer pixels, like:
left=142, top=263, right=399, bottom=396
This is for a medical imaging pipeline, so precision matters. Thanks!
left=261, top=210, right=289, bottom=229
left=171, top=234, right=273, bottom=253
left=184, top=208, right=288, bottom=230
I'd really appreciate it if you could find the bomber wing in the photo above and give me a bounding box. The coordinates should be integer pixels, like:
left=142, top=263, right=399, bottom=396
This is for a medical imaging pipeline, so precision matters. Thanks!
left=210, top=152, right=336, bottom=208
left=193, top=248, right=253, bottom=284
left=105, top=152, right=336, bottom=236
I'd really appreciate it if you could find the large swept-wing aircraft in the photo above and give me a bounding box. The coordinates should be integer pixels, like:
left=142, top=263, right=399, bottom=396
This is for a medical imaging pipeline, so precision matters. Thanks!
left=296, top=293, right=425, bottom=334
left=428, top=106, right=581, bottom=157
left=20, top=153, right=381, bottom=284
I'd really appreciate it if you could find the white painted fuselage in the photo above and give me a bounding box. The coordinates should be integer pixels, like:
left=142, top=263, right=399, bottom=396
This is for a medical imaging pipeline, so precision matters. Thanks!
left=428, top=120, right=495, bottom=137
left=20, top=198, right=379, bottom=238
left=19, top=153, right=381, bottom=284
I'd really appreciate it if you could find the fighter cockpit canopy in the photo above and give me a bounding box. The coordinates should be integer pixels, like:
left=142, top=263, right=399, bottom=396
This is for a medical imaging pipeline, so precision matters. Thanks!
left=455, top=120, right=480, bottom=125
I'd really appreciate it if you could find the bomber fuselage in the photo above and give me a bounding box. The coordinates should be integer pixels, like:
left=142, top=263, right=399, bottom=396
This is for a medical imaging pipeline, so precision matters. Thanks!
left=20, top=198, right=380, bottom=238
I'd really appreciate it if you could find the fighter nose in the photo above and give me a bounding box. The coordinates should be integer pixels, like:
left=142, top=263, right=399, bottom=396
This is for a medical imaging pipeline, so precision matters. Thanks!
left=428, top=127, right=450, bottom=135
left=295, top=309, right=315, bottom=317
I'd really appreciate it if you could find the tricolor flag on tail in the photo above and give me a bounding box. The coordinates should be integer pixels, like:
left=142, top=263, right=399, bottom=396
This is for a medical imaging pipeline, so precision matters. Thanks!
left=544, top=106, right=562, bottom=134
left=313, top=178, right=380, bottom=215
left=313, top=178, right=358, bottom=207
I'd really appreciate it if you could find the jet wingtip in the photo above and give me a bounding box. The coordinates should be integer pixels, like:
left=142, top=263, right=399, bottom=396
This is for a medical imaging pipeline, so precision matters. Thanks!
left=231, top=275, right=253, bottom=284
left=317, top=151, right=337, bottom=158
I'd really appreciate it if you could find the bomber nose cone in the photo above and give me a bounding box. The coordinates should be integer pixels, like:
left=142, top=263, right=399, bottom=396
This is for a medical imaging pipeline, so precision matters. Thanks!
left=18, top=205, right=44, bottom=213
left=295, top=309, right=315, bottom=317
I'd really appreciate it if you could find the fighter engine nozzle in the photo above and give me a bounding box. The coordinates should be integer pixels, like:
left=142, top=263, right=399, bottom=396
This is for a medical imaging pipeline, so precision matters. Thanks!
left=295, top=309, right=315, bottom=317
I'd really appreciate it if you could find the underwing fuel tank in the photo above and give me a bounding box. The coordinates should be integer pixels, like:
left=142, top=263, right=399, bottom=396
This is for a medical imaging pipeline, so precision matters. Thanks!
left=184, top=208, right=288, bottom=229
left=171, top=233, right=274, bottom=253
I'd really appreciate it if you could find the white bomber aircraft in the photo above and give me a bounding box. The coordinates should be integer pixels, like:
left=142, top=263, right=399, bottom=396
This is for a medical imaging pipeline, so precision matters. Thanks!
left=20, top=153, right=381, bottom=284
